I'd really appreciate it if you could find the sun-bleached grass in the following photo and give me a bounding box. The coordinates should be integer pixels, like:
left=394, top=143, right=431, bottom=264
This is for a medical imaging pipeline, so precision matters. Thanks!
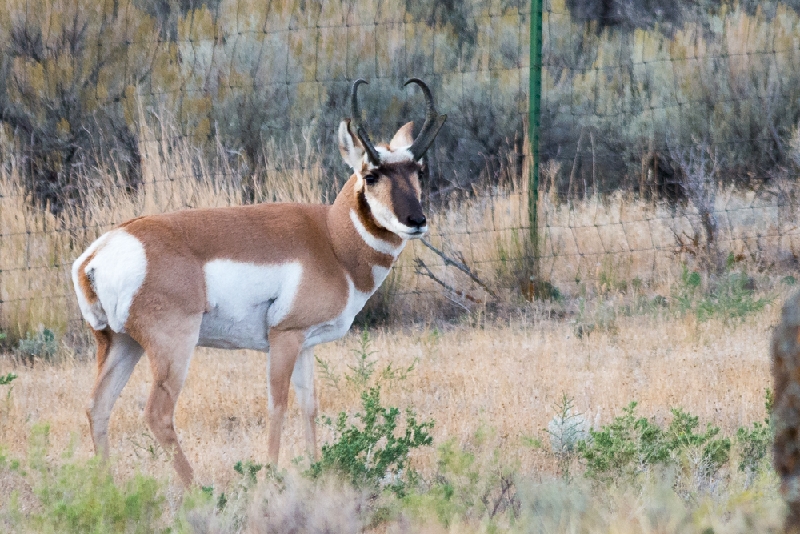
left=0, top=304, right=778, bottom=486
left=0, top=302, right=784, bottom=531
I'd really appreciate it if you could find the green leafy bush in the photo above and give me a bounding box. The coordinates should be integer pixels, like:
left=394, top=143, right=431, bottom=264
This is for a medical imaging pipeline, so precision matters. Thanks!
left=233, top=459, right=265, bottom=484
left=736, top=389, right=774, bottom=478
left=308, top=386, right=433, bottom=495
left=578, top=402, right=730, bottom=483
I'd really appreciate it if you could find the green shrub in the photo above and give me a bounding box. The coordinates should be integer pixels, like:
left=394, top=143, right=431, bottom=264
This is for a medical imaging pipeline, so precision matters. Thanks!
left=308, top=386, right=433, bottom=496
left=233, top=459, right=265, bottom=485
left=736, top=389, right=774, bottom=478
left=578, top=402, right=730, bottom=484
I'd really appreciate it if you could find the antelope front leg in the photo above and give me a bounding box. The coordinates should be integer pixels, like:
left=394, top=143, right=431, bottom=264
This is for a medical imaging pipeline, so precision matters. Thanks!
left=267, top=329, right=304, bottom=464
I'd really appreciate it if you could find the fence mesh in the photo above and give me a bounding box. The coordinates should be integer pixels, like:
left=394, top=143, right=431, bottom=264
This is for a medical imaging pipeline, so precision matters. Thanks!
left=1, top=0, right=800, bottom=338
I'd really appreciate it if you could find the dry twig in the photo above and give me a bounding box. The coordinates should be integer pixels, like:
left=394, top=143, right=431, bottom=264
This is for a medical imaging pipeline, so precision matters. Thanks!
left=413, top=258, right=483, bottom=308
left=420, top=239, right=497, bottom=299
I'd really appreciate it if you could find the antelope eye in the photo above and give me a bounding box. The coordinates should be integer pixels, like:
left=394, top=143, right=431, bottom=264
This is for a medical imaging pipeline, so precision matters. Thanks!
left=364, top=173, right=378, bottom=185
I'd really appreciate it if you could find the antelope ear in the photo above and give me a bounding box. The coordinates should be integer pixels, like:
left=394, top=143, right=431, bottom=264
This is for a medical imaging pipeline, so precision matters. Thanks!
left=338, top=120, right=365, bottom=170
left=389, top=121, right=414, bottom=150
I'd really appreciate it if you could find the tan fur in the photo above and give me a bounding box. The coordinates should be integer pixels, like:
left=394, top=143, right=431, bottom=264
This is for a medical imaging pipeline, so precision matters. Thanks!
left=79, top=123, right=428, bottom=487
left=77, top=251, right=99, bottom=305
left=93, top=328, right=112, bottom=372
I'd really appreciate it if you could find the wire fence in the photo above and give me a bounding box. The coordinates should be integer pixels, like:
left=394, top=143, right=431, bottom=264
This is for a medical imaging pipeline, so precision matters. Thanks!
left=2, top=0, right=800, bottom=338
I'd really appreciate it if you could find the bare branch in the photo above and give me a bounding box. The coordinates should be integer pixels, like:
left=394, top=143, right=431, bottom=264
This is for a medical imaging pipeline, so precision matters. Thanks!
left=420, top=239, right=497, bottom=299
left=413, top=258, right=483, bottom=309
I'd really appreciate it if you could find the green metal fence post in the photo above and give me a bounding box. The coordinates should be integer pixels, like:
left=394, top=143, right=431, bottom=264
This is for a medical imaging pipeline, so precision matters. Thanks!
left=528, top=0, right=543, bottom=284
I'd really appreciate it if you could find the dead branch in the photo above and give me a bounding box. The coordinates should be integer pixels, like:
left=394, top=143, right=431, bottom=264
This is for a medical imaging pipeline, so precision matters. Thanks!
left=420, top=239, right=498, bottom=299
left=414, top=258, right=484, bottom=308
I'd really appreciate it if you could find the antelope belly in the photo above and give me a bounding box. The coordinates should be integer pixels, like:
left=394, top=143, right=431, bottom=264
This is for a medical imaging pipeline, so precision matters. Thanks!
left=197, top=259, right=303, bottom=350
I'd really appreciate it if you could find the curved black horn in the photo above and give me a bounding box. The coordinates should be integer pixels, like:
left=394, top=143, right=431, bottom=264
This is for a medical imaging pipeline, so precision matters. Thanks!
left=404, top=78, right=447, bottom=160
left=350, top=79, right=382, bottom=166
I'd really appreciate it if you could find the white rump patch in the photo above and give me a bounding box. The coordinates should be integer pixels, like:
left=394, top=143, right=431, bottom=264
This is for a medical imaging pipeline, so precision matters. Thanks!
left=199, top=260, right=303, bottom=350
left=72, top=230, right=147, bottom=332
left=349, top=209, right=405, bottom=258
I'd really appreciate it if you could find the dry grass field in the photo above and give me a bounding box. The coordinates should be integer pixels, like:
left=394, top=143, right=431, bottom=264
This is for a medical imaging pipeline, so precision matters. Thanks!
left=0, top=303, right=787, bottom=531
left=0, top=303, right=780, bottom=474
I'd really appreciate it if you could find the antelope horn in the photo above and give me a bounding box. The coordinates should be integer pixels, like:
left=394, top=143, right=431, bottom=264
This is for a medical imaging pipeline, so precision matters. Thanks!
left=404, top=78, right=447, bottom=160
left=350, top=79, right=382, bottom=166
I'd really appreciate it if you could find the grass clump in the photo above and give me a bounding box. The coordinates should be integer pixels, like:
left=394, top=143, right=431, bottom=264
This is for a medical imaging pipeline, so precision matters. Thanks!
left=403, top=435, right=521, bottom=528
left=3, top=424, right=166, bottom=534
left=672, top=263, right=771, bottom=323
left=32, top=462, right=164, bottom=534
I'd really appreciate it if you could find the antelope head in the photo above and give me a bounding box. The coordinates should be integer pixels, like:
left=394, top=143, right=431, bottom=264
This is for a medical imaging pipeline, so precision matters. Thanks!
left=338, top=78, right=446, bottom=240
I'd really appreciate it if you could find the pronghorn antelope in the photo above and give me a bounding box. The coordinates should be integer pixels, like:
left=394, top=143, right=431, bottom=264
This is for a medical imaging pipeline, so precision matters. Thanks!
left=71, top=78, right=445, bottom=486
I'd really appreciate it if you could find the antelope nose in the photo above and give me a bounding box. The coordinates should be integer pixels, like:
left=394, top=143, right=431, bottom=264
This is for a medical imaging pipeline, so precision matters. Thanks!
left=408, top=214, right=427, bottom=228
